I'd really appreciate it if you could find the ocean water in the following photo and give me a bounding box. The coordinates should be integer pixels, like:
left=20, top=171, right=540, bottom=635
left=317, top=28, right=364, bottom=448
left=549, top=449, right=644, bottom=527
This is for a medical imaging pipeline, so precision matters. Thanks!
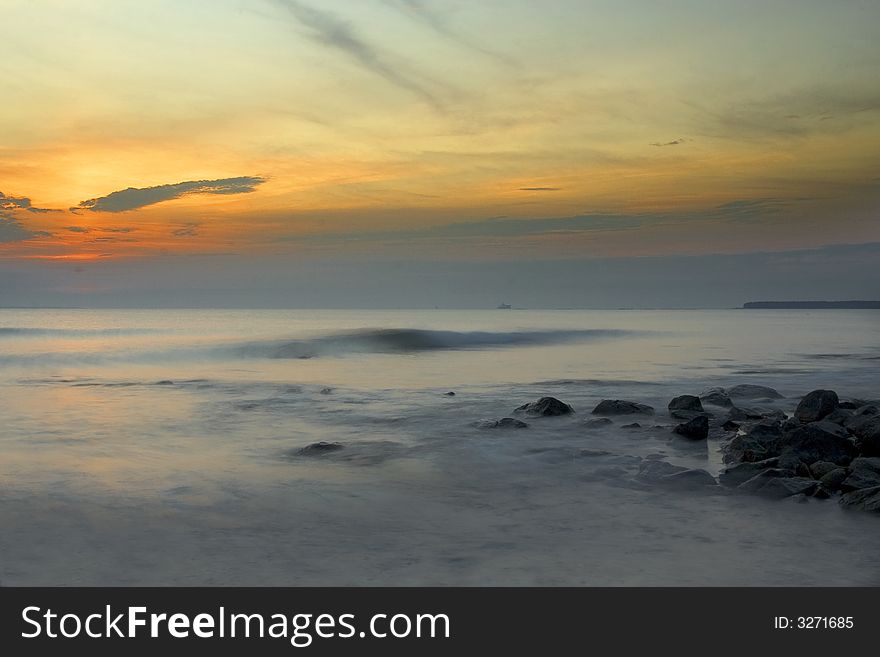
left=0, top=308, right=878, bottom=586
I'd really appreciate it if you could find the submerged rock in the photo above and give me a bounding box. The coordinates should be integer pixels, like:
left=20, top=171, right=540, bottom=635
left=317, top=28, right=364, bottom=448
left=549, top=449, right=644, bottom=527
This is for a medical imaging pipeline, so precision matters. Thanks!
left=592, top=399, right=654, bottom=416
left=636, top=460, right=688, bottom=481
left=583, top=417, right=613, bottom=429
left=668, top=395, right=704, bottom=413
left=514, top=396, right=574, bottom=416
left=738, top=470, right=818, bottom=499
left=777, top=420, right=857, bottom=466
left=721, top=419, right=741, bottom=431
left=297, top=441, right=344, bottom=455
left=839, top=485, right=880, bottom=512
left=673, top=415, right=709, bottom=440
left=719, top=458, right=781, bottom=488
left=444, top=391, right=456, bottom=396
left=728, top=384, right=784, bottom=400
left=794, top=389, right=839, bottom=423
left=655, top=468, right=718, bottom=490
left=726, top=406, right=782, bottom=422
left=700, top=387, right=732, bottom=407
left=477, top=417, right=529, bottom=429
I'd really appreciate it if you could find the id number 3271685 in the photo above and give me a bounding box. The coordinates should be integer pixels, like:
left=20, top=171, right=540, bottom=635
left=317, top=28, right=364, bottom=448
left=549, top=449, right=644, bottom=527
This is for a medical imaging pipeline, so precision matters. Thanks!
left=773, top=617, right=854, bottom=629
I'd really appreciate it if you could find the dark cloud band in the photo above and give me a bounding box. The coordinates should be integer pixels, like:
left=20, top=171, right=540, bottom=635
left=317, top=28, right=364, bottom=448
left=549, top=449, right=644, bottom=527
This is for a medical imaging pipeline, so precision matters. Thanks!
left=74, top=176, right=266, bottom=213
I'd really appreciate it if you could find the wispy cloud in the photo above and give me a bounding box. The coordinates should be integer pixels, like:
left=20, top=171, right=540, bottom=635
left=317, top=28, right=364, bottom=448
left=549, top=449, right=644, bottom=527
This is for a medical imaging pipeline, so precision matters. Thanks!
left=710, top=198, right=794, bottom=223
left=385, top=0, right=516, bottom=66
left=172, top=223, right=200, bottom=237
left=650, top=137, right=688, bottom=147
left=272, top=0, right=444, bottom=109
left=74, top=176, right=266, bottom=213
left=298, top=198, right=806, bottom=246
left=518, top=187, right=561, bottom=192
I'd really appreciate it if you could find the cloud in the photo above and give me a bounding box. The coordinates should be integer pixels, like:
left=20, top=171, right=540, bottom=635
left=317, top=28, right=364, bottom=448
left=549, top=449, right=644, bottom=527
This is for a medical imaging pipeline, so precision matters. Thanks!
left=687, top=85, right=880, bottom=141
left=650, top=138, right=688, bottom=147
left=272, top=0, right=443, bottom=109
left=0, top=212, right=41, bottom=242
left=518, top=187, right=561, bottom=192
left=711, top=198, right=792, bottom=223
left=65, top=226, right=91, bottom=233
left=300, top=197, right=807, bottom=245
left=0, top=191, right=59, bottom=213
left=74, top=176, right=266, bottom=213
left=172, top=223, right=200, bottom=237
left=385, top=0, right=516, bottom=66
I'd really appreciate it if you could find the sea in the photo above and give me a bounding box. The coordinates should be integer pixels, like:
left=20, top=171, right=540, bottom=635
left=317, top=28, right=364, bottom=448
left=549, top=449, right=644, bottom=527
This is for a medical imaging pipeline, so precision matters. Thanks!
left=0, top=308, right=878, bottom=585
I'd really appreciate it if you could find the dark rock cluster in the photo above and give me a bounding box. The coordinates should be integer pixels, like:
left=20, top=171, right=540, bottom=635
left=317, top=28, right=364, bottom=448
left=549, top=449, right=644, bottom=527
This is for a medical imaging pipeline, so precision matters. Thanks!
left=715, top=388, right=880, bottom=511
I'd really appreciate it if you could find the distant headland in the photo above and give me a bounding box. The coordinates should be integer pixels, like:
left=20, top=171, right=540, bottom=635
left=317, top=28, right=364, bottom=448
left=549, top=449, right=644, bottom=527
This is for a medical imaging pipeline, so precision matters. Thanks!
left=743, top=300, right=880, bottom=309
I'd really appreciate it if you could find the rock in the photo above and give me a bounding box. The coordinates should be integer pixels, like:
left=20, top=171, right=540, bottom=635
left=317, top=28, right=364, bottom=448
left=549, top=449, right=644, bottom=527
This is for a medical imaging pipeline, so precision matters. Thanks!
left=728, top=384, right=784, bottom=400
left=841, top=457, right=880, bottom=491
left=700, top=387, right=732, bottom=407
left=668, top=395, right=704, bottom=412
left=780, top=416, right=798, bottom=431
left=583, top=417, right=613, bottom=429
left=759, top=477, right=819, bottom=499
left=842, top=405, right=879, bottom=432
left=850, top=416, right=880, bottom=457
left=794, top=389, right=839, bottom=423
left=819, top=468, right=849, bottom=492
left=444, top=391, right=456, bottom=396
left=839, top=485, right=880, bottom=512
left=155, top=380, right=175, bottom=386
left=722, top=422, right=783, bottom=464
left=297, top=441, right=344, bottom=455
left=824, top=408, right=852, bottom=426
left=809, top=460, right=839, bottom=479
left=775, top=453, right=812, bottom=479
left=812, top=487, right=833, bottom=499
left=839, top=399, right=868, bottom=410
left=738, top=470, right=818, bottom=499
left=656, top=468, right=718, bottom=490
left=592, top=399, right=654, bottom=416
left=776, top=420, right=858, bottom=466
left=514, top=396, right=574, bottom=416
left=722, top=419, right=740, bottom=431
left=319, top=387, right=333, bottom=395
left=673, top=415, right=709, bottom=440
left=621, top=422, right=642, bottom=429
left=477, top=417, right=529, bottom=429
left=719, top=458, right=780, bottom=487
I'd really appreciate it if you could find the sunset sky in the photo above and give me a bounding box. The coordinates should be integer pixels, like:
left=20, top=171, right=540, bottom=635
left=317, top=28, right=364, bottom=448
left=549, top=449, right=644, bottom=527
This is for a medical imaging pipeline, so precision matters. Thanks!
left=1, top=0, right=879, bottom=306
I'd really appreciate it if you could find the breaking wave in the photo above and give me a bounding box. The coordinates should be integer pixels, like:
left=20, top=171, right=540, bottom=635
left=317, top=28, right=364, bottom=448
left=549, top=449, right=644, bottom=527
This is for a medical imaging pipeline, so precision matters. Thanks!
left=225, top=328, right=638, bottom=359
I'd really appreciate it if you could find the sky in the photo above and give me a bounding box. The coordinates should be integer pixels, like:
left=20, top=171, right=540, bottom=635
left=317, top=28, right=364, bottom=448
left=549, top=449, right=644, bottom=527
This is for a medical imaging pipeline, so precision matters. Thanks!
left=1, top=0, right=879, bottom=307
